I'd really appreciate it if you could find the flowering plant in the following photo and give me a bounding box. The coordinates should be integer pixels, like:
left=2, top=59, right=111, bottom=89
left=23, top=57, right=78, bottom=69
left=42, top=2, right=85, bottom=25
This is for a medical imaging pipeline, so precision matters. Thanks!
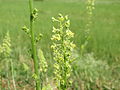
left=51, top=14, right=76, bottom=90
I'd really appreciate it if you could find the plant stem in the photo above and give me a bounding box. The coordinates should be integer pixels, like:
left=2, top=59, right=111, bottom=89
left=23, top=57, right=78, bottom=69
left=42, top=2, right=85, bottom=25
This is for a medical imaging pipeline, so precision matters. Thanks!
left=0, top=70, right=2, bottom=89
left=10, top=59, right=16, bottom=90
left=6, top=61, right=11, bottom=90
left=29, top=0, right=40, bottom=90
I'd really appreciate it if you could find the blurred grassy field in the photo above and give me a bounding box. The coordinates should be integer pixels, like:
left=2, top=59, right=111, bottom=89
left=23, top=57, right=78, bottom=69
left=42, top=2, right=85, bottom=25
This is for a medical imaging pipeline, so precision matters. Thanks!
left=0, top=0, right=120, bottom=89
left=0, top=0, right=120, bottom=63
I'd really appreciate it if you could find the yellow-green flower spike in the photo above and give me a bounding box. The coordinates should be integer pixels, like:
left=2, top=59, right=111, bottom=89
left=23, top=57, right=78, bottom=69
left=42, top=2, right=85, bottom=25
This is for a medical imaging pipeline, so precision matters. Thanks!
left=51, top=14, right=76, bottom=90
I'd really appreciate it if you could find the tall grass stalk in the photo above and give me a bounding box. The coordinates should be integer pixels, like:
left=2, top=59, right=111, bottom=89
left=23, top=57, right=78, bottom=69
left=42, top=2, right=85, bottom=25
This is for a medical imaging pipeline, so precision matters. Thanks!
left=0, top=75, right=2, bottom=89
left=0, top=43, right=3, bottom=89
left=10, top=59, right=16, bottom=90
left=29, top=0, right=40, bottom=89
left=6, top=61, right=11, bottom=90
left=22, top=0, right=43, bottom=89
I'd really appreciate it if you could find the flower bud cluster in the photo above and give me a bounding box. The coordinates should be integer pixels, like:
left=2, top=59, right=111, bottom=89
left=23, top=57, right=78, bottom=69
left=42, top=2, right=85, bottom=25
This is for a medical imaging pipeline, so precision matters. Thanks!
left=51, top=14, right=75, bottom=90
left=22, top=26, right=30, bottom=35
left=31, top=8, right=38, bottom=22
left=35, top=33, right=43, bottom=43
left=22, top=26, right=42, bottom=43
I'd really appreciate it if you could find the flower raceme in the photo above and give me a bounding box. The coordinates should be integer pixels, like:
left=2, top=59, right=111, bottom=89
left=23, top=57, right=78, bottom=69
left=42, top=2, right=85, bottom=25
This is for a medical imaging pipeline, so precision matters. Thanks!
left=51, top=14, right=76, bottom=90
left=87, top=0, right=95, bottom=15
left=38, top=49, right=48, bottom=73
left=85, top=0, right=95, bottom=37
left=80, top=0, right=95, bottom=55
left=0, top=32, right=11, bottom=58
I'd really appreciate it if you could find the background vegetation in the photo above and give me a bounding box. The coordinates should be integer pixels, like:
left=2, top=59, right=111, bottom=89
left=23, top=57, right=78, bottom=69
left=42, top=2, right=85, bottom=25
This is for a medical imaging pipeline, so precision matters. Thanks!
left=0, top=0, right=120, bottom=89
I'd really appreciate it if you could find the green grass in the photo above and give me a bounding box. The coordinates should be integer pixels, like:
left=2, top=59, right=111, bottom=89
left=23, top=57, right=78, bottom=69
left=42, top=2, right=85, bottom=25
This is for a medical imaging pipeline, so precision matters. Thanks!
left=0, top=0, right=120, bottom=67
left=0, top=0, right=120, bottom=62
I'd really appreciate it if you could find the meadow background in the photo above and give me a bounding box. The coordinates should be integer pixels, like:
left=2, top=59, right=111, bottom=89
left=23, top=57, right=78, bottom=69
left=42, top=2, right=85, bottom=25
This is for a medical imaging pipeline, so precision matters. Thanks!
left=0, top=0, right=120, bottom=89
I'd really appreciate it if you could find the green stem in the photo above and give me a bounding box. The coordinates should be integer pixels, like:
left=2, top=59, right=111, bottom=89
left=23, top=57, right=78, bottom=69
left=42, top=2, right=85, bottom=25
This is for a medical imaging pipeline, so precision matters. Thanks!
left=0, top=70, right=2, bottom=89
left=63, top=47, right=67, bottom=90
left=6, top=61, right=11, bottom=90
left=29, top=0, right=40, bottom=90
left=40, top=72, right=43, bottom=90
left=7, top=73, right=11, bottom=90
left=61, top=26, right=67, bottom=90
left=10, top=59, right=17, bottom=90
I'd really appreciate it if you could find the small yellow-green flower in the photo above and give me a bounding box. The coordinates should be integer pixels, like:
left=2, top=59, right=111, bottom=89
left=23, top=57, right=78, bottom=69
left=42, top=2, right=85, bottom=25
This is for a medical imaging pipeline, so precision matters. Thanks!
left=66, top=30, right=74, bottom=38
left=52, top=27, right=60, bottom=33
left=70, top=42, right=76, bottom=48
left=51, top=34, right=61, bottom=41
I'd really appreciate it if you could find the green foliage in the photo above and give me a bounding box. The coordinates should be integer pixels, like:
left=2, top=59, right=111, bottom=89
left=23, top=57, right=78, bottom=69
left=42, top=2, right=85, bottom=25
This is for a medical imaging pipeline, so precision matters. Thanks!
left=72, top=53, right=118, bottom=89
left=0, top=0, right=120, bottom=89
left=0, top=0, right=120, bottom=61
left=0, top=32, right=12, bottom=89
left=51, top=14, right=76, bottom=90
left=0, top=32, right=11, bottom=70
left=42, top=84, right=53, bottom=90
left=34, top=0, right=44, bottom=2
left=0, top=32, right=16, bottom=90
left=22, top=63, right=29, bottom=72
